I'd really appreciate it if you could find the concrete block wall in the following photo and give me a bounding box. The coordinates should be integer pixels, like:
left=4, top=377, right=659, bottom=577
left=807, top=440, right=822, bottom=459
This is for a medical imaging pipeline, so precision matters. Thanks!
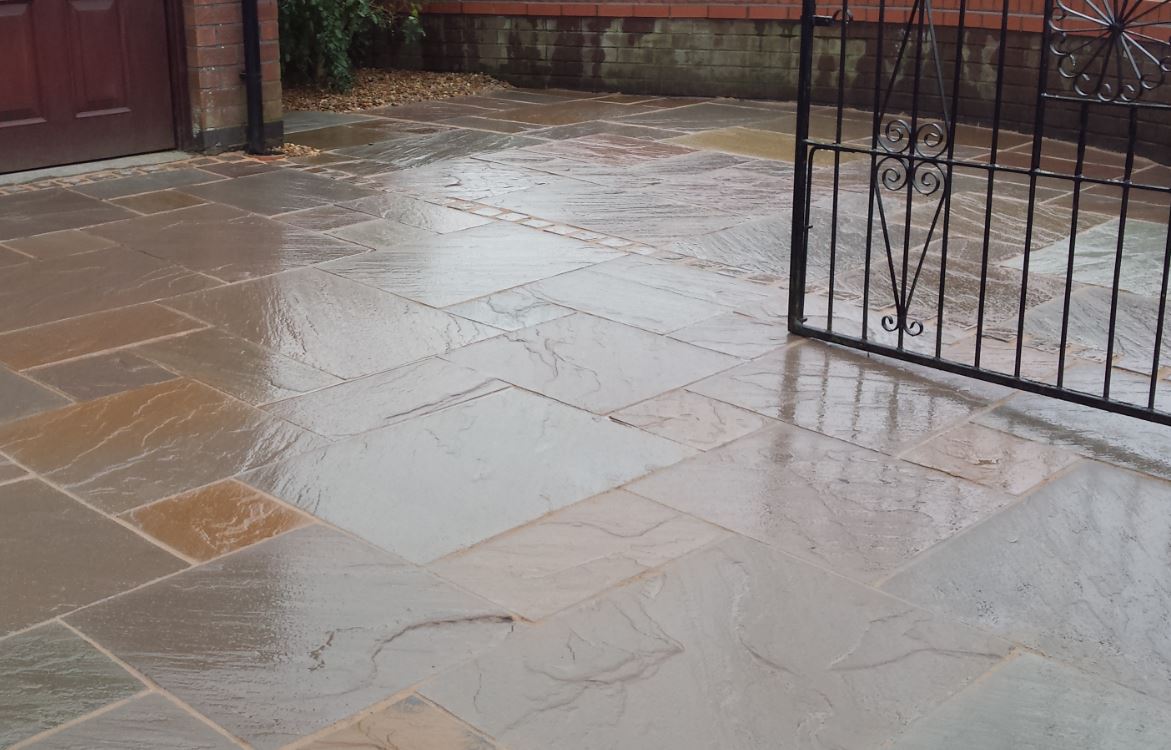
left=395, top=2, right=1170, bottom=163
left=183, top=0, right=283, bottom=151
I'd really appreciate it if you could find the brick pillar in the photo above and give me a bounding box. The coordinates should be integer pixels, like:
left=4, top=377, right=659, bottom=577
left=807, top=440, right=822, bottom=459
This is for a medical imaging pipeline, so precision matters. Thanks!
left=182, top=0, right=283, bottom=152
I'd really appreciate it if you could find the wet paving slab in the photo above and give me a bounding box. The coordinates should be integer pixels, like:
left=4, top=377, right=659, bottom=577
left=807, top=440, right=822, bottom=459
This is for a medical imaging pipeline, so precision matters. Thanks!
left=2, top=88, right=1170, bottom=748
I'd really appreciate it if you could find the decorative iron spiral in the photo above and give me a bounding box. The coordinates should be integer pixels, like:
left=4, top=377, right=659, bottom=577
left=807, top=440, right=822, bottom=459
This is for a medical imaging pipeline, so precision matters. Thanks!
left=1049, top=0, right=1171, bottom=103
left=876, top=156, right=947, bottom=197
left=881, top=313, right=925, bottom=337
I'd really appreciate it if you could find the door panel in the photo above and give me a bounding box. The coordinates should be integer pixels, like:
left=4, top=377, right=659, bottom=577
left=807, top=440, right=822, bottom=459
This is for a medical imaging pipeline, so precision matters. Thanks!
left=0, top=2, right=45, bottom=126
left=0, top=0, right=175, bottom=173
left=66, top=0, right=131, bottom=116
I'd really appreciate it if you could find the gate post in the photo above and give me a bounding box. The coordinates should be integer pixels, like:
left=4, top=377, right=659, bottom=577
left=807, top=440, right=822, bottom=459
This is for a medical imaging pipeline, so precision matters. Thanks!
left=787, top=0, right=818, bottom=333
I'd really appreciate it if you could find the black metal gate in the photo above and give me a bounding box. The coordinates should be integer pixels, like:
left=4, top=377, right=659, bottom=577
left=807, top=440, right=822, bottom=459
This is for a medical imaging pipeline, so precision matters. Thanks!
left=788, top=0, right=1171, bottom=424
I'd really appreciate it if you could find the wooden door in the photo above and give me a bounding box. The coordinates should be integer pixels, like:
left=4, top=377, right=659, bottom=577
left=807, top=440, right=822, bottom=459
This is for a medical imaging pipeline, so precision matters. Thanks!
left=0, top=0, right=176, bottom=174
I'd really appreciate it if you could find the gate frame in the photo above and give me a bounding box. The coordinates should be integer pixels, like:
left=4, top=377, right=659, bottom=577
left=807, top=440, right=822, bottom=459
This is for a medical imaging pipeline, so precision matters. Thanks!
left=787, top=0, right=1171, bottom=426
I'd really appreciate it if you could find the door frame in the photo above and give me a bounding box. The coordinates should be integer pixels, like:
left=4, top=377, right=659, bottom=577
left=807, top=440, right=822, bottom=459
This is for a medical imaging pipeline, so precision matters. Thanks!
left=163, top=0, right=195, bottom=151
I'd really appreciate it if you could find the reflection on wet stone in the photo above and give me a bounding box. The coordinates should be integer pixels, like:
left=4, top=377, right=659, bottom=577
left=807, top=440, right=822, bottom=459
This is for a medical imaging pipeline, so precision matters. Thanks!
left=20, top=693, right=238, bottom=750
left=884, top=462, right=1171, bottom=703
left=0, top=624, right=143, bottom=747
left=67, top=526, right=517, bottom=750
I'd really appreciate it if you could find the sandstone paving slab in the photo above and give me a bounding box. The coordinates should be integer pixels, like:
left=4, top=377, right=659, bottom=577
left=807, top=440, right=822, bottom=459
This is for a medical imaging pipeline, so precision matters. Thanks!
left=244, top=388, right=693, bottom=563
left=525, top=268, right=730, bottom=334
left=0, top=624, right=143, bottom=747
left=73, top=169, right=223, bottom=200
left=20, top=693, right=237, bottom=750
left=690, top=343, right=1008, bottom=454
left=111, top=189, right=208, bottom=215
left=342, top=193, right=494, bottom=234
left=337, top=130, right=541, bottom=171
left=888, top=653, right=1171, bottom=750
left=491, top=100, right=654, bottom=126
left=667, top=215, right=791, bottom=275
left=421, top=535, right=1010, bottom=750
left=488, top=181, right=742, bottom=246
left=629, top=423, right=1012, bottom=582
left=263, top=357, right=509, bottom=439
left=669, top=126, right=798, bottom=161
left=523, top=133, right=692, bottom=165
left=66, top=525, right=517, bottom=750
left=883, top=461, right=1171, bottom=703
left=611, top=390, right=773, bottom=451
left=273, top=204, right=372, bottom=232
left=183, top=169, right=377, bottom=216
left=615, top=101, right=777, bottom=132
left=0, top=366, right=69, bottom=424
left=668, top=312, right=792, bottom=358
left=0, top=379, right=326, bottom=513
left=587, top=254, right=774, bottom=307
left=0, top=303, right=205, bottom=371
left=445, top=287, right=574, bottom=331
left=902, top=422, right=1081, bottom=495
left=0, top=479, right=186, bottom=634
left=322, top=222, right=623, bottom=307
left=27, top=351, right=176, bottom=401
left=302, top=694, right=500, bottom=750
left=0, top=247, right=218, bottom=332
left=328, top=217, right=439, bottom=250
left=443, top=313, right=739, bottom=414
left=1010, top=218, right=1171, bottom=297
left=976, top=366, right=1171, bottom=480
left=126, top=480, right=309, bottom=562
left=1, top=228, right=116, bottom=260
left=366, top=157, right=569, bottom=201
left=282, top=110, right=380, bottom=133
left=0, top=189, right=136, bottom=241
left=431, top=490, right=728, bottom=620
left=0, top=454, right=28, bottom=484
left=136, top=327, right=341, bottom=406
left=439, top=115, right=543, bottom=134
left=165, top=268, right=497, bottom=379
left=992, top=285, right=1170, bottom=374
left=526, top=120, right=686, bottom=141
left=90, top=202, right=366, bottom=282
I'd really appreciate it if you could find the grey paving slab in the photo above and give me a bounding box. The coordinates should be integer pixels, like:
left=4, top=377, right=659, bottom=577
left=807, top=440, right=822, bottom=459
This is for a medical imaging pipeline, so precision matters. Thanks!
left=669, top=312, right=793, bottom=357
left=526, top=268, right=730, bottom=334
left=976, top=366, right=1171, bottom=480
left=445, top=287, right=574, bottom=331
left=0, top=366, right=68, bottom=425
left=321, top=222, right=622, bottom=307
left=244, top=389, right=692, bottom=563
left=67, top=526, right=516, bottom=750
left=889, top=654, right=1171, bottom=750
left=282, top=110, right=379, bottom=134
left=422, top=535, right=1010, bottom=750
left=342, top=193, right=494, bottom=234
left=263, top=357, right=509, bottom=439
left=586, top=254, right=775, bottom=307
left=0, top=189, right=136, bottom=241
left=690, top=343, right=1008, bottom=454
left=883, top=461, right=1171, bottom=703
left=166, top=269, right=497, bottom=380
left=0, top=624, right=143, bottom=747
left=21, top=694, right=237, bottom=750
left=629, top=423, right=1012, bottom=582
left=443, top=313, right=739, bottom=413
left=73, top=169, right=224, bottom=200
left=184, top=169, right=377, bottom=216
left=0, top=479, right=186, bottom=633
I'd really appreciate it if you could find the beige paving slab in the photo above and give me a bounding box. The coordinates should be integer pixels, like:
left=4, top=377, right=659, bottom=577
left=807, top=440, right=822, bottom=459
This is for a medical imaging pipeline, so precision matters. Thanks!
left=611, top=389, right=772, bottom=451
left=432, top=490, right=727, bottom=620
left=902, top=422, right=1081, bottom=495
left=422, top=535, right=1009, bottom=750
left=303, top=694, right=499, bottom=750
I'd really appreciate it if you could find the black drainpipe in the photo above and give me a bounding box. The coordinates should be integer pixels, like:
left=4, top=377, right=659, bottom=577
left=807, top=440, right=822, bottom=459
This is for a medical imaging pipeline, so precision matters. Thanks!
left=241, top=0, right=266, bottom=154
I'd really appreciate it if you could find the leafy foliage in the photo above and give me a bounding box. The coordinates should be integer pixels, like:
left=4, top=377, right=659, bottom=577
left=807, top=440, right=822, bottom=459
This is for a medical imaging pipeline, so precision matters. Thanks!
left=279, top=0, right=424, bottom=91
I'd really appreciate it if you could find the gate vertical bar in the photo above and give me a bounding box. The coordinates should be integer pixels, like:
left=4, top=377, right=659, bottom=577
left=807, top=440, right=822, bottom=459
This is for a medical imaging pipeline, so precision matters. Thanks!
left=788, top=0, right=818, bottom=332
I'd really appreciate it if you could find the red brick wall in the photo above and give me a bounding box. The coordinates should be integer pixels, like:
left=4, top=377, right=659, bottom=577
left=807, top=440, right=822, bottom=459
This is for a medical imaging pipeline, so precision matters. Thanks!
left=183, top=0, right=282, bottom=149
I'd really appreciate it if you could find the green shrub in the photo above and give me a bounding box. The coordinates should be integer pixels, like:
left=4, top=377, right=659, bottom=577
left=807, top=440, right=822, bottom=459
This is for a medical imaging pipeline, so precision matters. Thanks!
left=279, top=0, right=424, bottom=91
